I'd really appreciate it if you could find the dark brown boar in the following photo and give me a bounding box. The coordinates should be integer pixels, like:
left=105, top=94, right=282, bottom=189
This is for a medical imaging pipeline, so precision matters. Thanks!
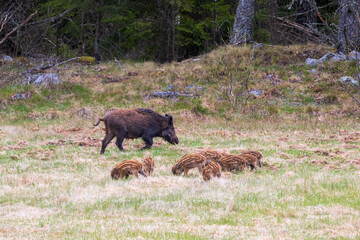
left=218, top=154, right=246, bottom=172
left=111, top=160, right=147, bottom=179
left=241, top=150, right=263, bottom=167
left=94, top=108, right=179, bottom=154
left=142, top=157, right=155, bottom=176
left=172, top=153, right=206, bottom=176
left=202, top=161, right=222, bottom=181
left=239, top=153, right=259, bottom=171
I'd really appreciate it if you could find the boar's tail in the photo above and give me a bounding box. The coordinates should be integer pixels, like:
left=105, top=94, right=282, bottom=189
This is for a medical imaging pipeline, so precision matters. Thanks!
left=94, top=118, right=105, bottom=126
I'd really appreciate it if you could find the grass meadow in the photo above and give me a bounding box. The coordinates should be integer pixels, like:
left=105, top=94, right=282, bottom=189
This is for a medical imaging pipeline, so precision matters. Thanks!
left=1, top=114, right=359, bottom=239
left=1, top=44, right=360, bottom=239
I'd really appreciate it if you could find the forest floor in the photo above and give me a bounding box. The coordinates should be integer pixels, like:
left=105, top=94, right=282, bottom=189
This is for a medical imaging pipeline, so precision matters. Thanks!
left=0, top=44, right=360, bottom=239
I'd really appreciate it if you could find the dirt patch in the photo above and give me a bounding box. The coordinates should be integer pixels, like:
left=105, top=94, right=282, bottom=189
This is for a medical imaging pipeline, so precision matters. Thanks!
left=46, top=139, right=67, bottom=146
left=206, top=130, right=245, bottom=138
left=345, top=159, right=360, bottom=167
left=27, top=148, right=54, bottom=161
left=278, top=137, right=289, bottom=142
left=314, top=149, right=329, bottom=156
left=309, top=160, right=328, bottom=165
left=26, top=111, right=59, bottom=120
left=343, top=132, right=360, bottom=143
left=56, top=127, right=81, bottom=133
left=344, top=144, right=359, bottom=150
left=71, top=136, right=102, bottom=147
left=7, top=140, right=28, bottom=150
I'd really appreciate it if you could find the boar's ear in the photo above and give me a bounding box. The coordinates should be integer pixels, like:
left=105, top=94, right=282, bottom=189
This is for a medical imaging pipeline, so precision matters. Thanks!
left=165, top=114, right=173, bottom=125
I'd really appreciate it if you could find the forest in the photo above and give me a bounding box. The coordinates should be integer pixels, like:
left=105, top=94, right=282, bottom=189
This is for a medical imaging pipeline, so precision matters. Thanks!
left=1, top=0, right=358, bottom=62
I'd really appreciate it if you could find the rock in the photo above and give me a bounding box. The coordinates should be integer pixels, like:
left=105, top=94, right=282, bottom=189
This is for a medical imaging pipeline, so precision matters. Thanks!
left=196, top=86, right=205, bottom=91
left=348, top=51, right=360, bottom=61
left=330, top=54, right=346, bottom=62
left=249, top=90, right=262, bottom=96
left=3, top=55, right=13, bottom=62
left=185, top=84, right=195, bottom=89
left=305, top=58, right=318, bottom=66
left=192, top=59, right=200, bottom=62
left=151, top=91, right=195, bottom=99
left=311, top=69, right=317, bottom=74
left=11, top=93, right=27, bottom=100
left=152, top=91, right=180, bottom=98
left=339, top=76, right=359, bottom=86
left=319, top=52, right=346, bottom=63
left=167, top=84, right=175, bottom=91
left=27, top=73, right=61, bottom=86
left=318, top=53, right=335, bottom=62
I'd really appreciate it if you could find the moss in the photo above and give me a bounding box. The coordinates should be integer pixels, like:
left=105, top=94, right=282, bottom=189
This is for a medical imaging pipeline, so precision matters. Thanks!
left=76, top=56, right=96, bottom=64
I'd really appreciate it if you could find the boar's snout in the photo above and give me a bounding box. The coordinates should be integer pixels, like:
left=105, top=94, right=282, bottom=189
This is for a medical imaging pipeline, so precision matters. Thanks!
left=162, top=128, right=179, bottom=145
left=170, top=137, right=179, bottom=145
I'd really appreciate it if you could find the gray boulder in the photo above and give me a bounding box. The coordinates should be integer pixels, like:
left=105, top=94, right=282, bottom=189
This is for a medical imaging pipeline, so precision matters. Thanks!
left=152, top=91, right=195, bottom=99
left=319, top=52, right=346, bottom=63
left=27, top=73, right=61, bottom=86
left=348, top=51, right=360, bottom=61
left=249, top=90, right=262, bottom=96
left=340, top=76, right=359, bottom=86
left=305, top=58, right=319, bottom=66
left=3, top=55, right=13, bottom=62
left=11, top=93, right=27, bottom=100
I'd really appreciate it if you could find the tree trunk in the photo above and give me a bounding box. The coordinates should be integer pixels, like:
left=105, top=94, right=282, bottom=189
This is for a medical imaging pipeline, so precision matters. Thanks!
left=94, top=1, right=102, bottom=62
left=338, top=0, right=360, bottom=53
left=230, top=0, right=256, bottom=45
left=294, top=0, right=316, bottom=26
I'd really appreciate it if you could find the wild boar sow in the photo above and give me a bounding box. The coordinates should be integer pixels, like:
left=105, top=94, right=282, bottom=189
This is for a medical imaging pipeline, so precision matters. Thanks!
left=94, top=108, right=179, bottom=154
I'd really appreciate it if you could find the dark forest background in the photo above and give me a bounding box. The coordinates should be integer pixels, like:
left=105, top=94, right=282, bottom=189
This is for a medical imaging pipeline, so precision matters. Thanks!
left=0, top=0, right=350, bottom=62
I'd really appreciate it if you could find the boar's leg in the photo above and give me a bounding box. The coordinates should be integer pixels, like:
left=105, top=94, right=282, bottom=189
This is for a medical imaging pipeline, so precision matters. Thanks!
left=250, top=164, right=258, bottom=171
left=197, top=165, right=202, bottom=173
left=139, top=168, right=147, bottom=177
left=141, top=134, right=153, bottom=150
left=115, top=131, right=127, bottom=151
left=132, top=170, right=139, bottom=178
left=100, top=133, right=115, bottom=154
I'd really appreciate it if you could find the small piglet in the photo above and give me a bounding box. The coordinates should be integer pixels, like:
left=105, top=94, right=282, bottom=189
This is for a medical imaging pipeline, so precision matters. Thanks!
left=202, top=161, right=222, bottom=181
left=239, top=153, right=259, bottom=171
left=172, top=153, right=206, bottom=176
left=241, top=150, right=263, bottom=167
left=142, top=157, right=155, bottom=176
left=198, top=150, right=228, bottom=167
left=111, top=160, right=147, bottom=179
left=219, top=154, right=246, bottom=172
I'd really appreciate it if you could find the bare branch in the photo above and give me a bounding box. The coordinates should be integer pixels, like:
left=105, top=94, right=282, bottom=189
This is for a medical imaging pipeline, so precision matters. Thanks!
left=0, top=10, right=38, bottom=45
